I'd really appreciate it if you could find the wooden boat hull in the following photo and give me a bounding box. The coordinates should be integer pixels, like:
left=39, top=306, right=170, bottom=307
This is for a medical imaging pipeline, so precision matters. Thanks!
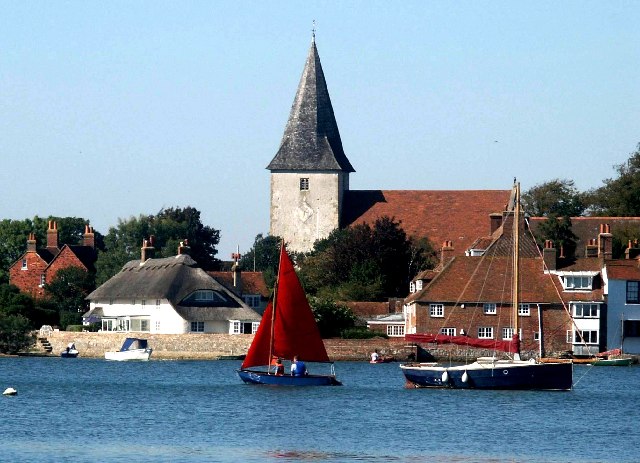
left=237, top=369, right=342, bottom=386
left=400, top=360, right=573, bottom=390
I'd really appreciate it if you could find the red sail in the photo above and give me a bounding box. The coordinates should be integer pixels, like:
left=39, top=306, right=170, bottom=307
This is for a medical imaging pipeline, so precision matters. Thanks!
left=405, top=333, right=520, bottom=354
left=241, top=245, right=330, bottom=369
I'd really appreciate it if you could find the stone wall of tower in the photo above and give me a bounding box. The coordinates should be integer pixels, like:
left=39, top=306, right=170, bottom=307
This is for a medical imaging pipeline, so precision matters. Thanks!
left=270, top=170, right=348, bottom=253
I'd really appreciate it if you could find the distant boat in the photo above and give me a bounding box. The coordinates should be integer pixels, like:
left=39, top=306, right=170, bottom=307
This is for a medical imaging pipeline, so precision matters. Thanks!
left=60, top=343, right=79, bottom=358
left=105, top=338, right=152, bottom=361
left=237, top=243, right=342, bottom=386
left=400, top=181, right=573, bottom=390
left=592, top=358, right=633, bottom=366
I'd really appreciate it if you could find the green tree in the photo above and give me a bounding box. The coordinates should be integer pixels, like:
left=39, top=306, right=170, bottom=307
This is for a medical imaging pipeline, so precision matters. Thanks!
left=95, top=206, right=221, bottom=285
left=611, top=223, right=640, bottom=259
left=44, top=267, right=95, bottom=328
left=309, top=298, right=356, bottom=338
left=0, top=283, right=37, bottom=322
left=0, top=314, right=35, bottom=354
left=534, top=214, right=578, bottom=260
left=522, top=179, right=586, bottom=217
left=239, top=234, right=282, bottom=289
left=587, top=144, right=640, bottom=216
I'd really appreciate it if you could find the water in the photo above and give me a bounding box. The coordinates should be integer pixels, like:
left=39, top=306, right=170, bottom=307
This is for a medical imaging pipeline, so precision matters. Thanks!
left=1, top=358, right=638, bottom=463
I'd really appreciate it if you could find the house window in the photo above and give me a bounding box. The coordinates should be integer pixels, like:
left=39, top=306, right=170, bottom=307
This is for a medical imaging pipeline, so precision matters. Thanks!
left=483, top=303, right=497, bottom=315
left=409, top=282, right=415, bottom=293
left=440, top=327, right=456, bottom=336
left=21, top=259, right=28, bottom=270
left=623, top=320, right=640, bottom=337
left=252, top=322, right=260, bottom=334
left=191, top=321, right=204, bottom=332
left=430, top=304, right=444, bottom=318
left=387, top=325, right=405, bottom=337
left=140, top=320, right=150, bottom=332
left=518, top=304, right=531, bottom=316
left=194, top=290, right=215, bottom=301
left=132, top=299, right=136, bottom=305
left=232, top=321, right=241, bottom=334
left=416, top=281, right=423, bottom=291
left=572, top=303, right=599, bottom=318
left=39, top=274, right=46, bottom=287
left=534, top=331, right=540, bottom=341
left=502, top=328, right=522, bottom=340
left=627, top=281, right=640, bottom=304
left=155, top=320, right=161, bottom=332
left=243, top=295, right=261, bottom=308
left=109, top=299, right=113, bottom=305
left=564, top=275, right=593, bottom=290
left=575, top=330, right=598, bottom=344
left=141, top=300, right=146, bottom=307
left=300, top=178, right=309, bottom=191
left=156, top=299, right=161, bottom=308
left=478, top=327, right=494, bottom=339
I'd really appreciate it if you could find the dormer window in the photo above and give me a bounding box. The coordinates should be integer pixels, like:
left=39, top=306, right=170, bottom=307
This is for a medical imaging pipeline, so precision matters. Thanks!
left=300, top=178, right=309, bottom=191
left=559, top=272, right=597, bottom=291
left=21, top=259, right=28, bottom=270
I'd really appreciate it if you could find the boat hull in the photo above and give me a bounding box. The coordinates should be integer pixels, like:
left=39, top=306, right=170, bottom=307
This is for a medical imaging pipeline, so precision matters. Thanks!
left=105, top=348, right=152, bottom=361
left=401, top=360, right=573, bottom=390
left=237, top=369, right=342, bottom=386
left=60, top=351, right=79, bottom=358
left=592, top=358, right=633, bottom=366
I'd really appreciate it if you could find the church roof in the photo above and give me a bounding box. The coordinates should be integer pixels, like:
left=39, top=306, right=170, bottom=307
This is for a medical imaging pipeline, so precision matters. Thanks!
left=267, top=37, right=355, bottom=173
left=342, top=190, right=511, bottom=255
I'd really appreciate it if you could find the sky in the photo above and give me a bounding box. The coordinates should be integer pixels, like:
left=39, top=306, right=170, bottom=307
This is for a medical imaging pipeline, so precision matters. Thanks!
left=2, top=1, right=639, bottom=259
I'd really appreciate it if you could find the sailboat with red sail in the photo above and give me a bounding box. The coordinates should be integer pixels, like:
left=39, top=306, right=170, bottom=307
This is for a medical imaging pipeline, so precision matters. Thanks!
left=400, top=181, right=573, bottom=390
left=237, top=243, right=342, bottom=386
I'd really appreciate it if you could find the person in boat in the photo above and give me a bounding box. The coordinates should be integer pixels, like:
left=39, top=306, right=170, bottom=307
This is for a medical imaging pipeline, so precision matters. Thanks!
left=291, top=355, right=307, bottom=376
left=371, top=350, right=380, bottom=363
left=274, top=358, right=284, bottom=376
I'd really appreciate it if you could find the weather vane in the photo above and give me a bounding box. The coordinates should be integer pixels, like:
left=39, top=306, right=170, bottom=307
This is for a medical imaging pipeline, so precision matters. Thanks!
left=312, top=20, right=316, bottom=40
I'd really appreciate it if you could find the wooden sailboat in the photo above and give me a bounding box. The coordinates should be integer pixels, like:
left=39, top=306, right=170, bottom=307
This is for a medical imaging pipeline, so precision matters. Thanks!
left=237, top=243, right=342, bottom=386
left=400, top=181, right=573, bottom=390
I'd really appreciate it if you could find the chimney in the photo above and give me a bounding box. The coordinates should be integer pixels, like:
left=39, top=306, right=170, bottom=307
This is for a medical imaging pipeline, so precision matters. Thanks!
left=83, top=225, right=95, bottom=248
left=46, top=220, right=59, bottom=249
left=231, top=247, right=243, bottom=293
left=625, top=239, right=640, bottom=260
left=489, top=213, right=503, bottom=234
left=440, top=240, right=454, bottom=266
left=140, top=237, right=156, bottom=264
left=598, top=223, right=612, bottom=259
left=585, top=239, right=598, bottom=258
left=27, top=233, right=37, bottom=252
left=543, top=240, right=557, bottom=271
left=177, top=239, right=191, bottom=256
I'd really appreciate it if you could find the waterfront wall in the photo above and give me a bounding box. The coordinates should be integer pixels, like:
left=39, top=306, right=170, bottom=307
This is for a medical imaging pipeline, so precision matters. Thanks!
left=40, top=332, right=416, bottom=361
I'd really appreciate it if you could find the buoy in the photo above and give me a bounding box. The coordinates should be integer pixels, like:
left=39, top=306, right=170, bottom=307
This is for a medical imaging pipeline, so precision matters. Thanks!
left=3, top=387, right=17, bottom=396
left=462, top=371, right=469, bottom=383
left=441, top=371, right=449, bottom=383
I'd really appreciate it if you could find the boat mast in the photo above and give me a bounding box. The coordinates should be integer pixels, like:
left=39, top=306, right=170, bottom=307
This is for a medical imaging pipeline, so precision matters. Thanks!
left=513, top=181, right=521, bottom=361
left=267, top=242, right=284, bottom=370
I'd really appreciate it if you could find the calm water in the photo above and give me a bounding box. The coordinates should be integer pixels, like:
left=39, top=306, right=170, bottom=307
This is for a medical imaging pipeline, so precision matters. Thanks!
left=0, top=357, right=638, bottom=463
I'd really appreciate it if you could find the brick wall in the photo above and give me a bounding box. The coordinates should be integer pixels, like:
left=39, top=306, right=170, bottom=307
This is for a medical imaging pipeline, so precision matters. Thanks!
left=9, top=252, right=48, bottom=298
left=46, top=248, right=86, bottom=283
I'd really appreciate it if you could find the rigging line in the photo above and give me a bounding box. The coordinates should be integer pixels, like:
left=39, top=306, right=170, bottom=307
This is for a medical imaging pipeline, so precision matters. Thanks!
left=524, top=217, right=590, bottom=347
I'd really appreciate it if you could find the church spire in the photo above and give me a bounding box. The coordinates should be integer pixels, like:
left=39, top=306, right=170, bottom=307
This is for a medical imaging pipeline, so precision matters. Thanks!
left=267, top=34, right=355, bottom=173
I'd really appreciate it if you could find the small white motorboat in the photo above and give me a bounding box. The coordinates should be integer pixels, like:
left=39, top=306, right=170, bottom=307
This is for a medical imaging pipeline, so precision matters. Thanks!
left=105, top=338, right=152, bottom=361
left=3, top=387, right=17, bottom=396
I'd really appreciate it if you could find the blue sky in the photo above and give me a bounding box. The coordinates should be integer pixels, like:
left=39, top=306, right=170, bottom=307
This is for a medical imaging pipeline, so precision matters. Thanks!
left=2, top=1, right=639, bottom=259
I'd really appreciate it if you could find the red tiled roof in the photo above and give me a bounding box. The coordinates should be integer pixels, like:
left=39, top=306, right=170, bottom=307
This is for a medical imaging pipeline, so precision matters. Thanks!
left=605, top=259, right=640, bottom=280
left=208, top=271, right=270, bottom=297
left=342, top=190, right=511, bottom=256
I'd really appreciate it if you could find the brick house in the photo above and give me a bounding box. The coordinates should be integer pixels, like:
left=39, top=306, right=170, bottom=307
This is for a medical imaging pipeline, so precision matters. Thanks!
left=208, top=262, right=271, bottom=315
left=9, top=221, right=97, bottom=299
left=404, top=195, right=608, bottom=359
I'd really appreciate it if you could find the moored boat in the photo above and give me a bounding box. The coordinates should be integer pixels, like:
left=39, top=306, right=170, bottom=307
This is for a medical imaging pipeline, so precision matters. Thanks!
left=60, top=342, right=79, bottom=358
left=105, top=338, right=152, bottom=361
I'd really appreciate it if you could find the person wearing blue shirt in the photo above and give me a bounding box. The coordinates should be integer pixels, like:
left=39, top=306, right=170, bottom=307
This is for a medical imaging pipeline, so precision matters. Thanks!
left=291, top=355, right=307, bottom=376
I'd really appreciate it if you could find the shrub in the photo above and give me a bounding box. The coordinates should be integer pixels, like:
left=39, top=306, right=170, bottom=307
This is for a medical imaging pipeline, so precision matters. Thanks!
left=341, top=328, right=388, bottom=339
left=66, top=325, right=84, bottom=332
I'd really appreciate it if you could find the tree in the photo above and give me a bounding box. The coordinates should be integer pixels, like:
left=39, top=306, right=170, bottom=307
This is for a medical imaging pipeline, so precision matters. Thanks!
left=309, top=298, right=356, bottom=338
left=587, top=144, right=640, bottom=216
left=534, top=214, right=578, bottom=260
left=522, top=179, right=586, bottom=217
left=95, top=206, right=221, bottom=285
left=239, top=234, right=282, bottom=289
left=0, top=314, right=35, bottom=354
left=299, top=216, right=430, bottom=301
left=44, top=267, right=95, bottom=328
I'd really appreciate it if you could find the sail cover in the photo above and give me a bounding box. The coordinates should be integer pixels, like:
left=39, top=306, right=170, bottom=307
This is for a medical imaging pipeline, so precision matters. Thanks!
left=405, top=333, right=520, bottom=354
left=241, top=245, right=330, bottom=369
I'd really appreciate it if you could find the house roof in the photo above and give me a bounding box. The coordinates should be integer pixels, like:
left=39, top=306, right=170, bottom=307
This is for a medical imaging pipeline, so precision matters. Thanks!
left=87, top=254, right=261, bottom=321
left=605, top=259, right=640, bottom=280
left=65, top=245, right=97, bottom=272
left=342, top=189, right=511, bottom=255
left=208, top=271, right=270, bottom=297
left=266, top=37, right=354, bottom=173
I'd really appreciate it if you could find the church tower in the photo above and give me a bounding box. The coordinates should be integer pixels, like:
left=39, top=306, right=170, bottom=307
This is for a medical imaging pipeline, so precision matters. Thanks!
left=267, top=34, right=355, bottom=253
